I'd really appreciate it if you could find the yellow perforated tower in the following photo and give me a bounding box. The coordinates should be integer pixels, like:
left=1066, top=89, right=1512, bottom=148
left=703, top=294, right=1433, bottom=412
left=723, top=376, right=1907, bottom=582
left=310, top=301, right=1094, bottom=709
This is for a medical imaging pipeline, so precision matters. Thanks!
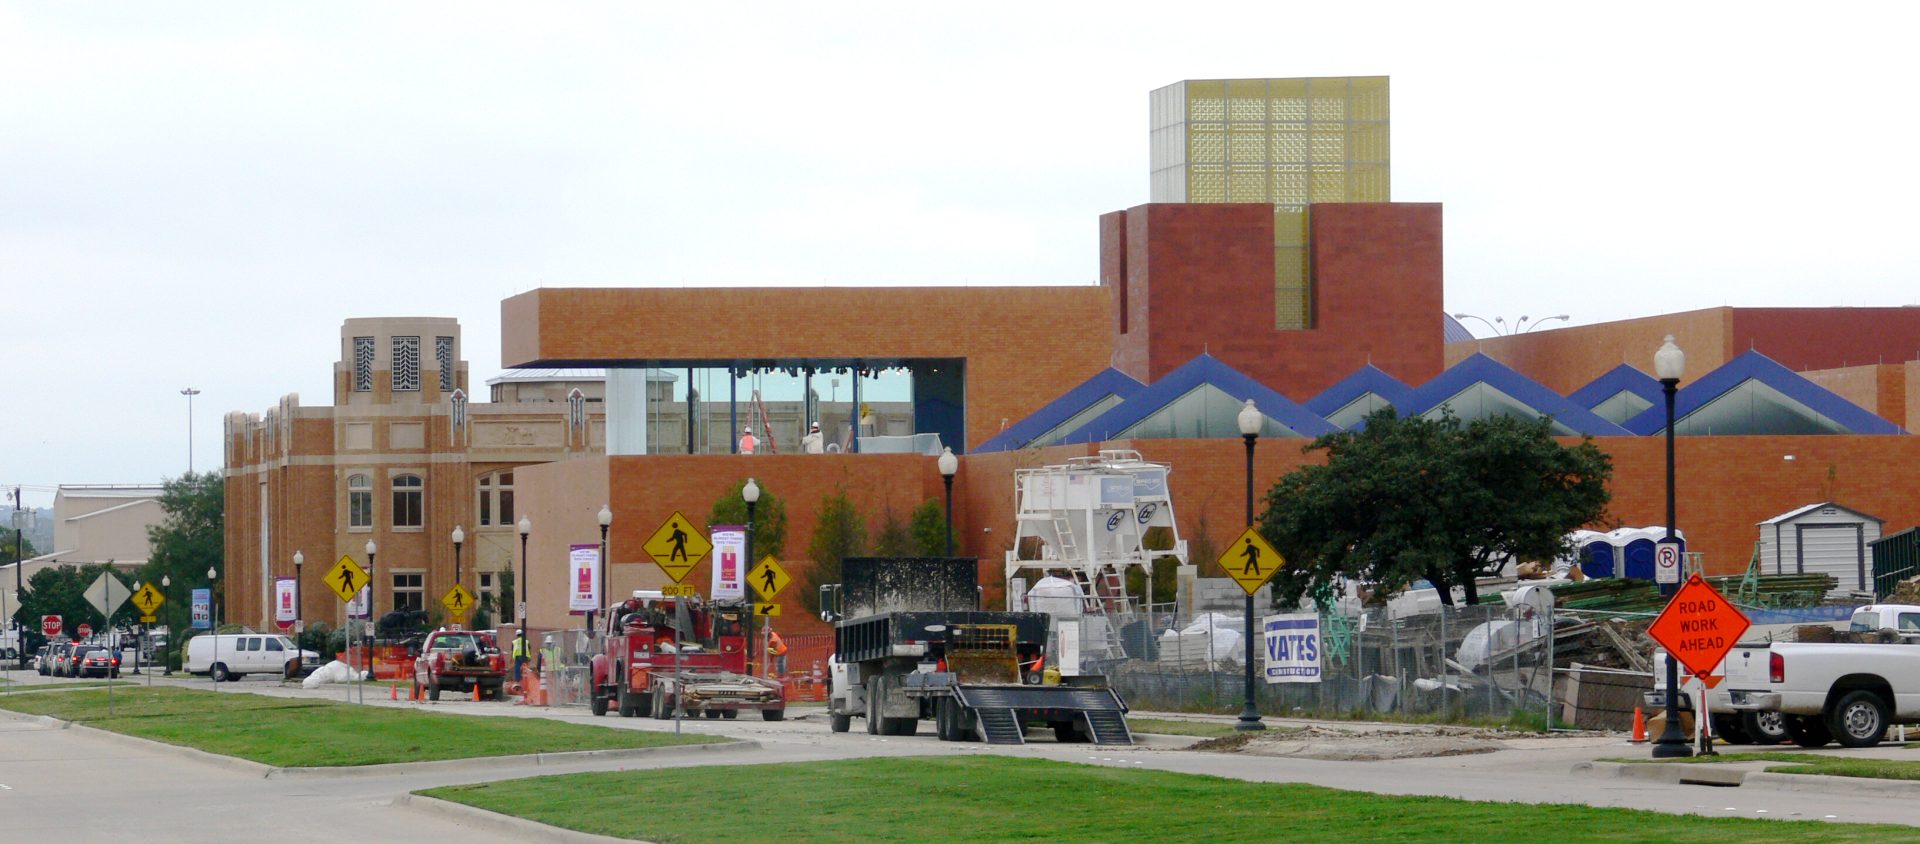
left=1149, top=77, right=1390, bottom=329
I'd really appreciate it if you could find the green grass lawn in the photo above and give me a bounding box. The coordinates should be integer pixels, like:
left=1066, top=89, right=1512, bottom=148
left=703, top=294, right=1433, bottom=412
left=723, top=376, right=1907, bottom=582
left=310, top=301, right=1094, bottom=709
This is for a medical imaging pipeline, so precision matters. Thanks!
left=0, top=686, right=720, bottom=767
left=420, top=756, right=1920, bottom=843
left=1635, top=751, right=1920, bottom=781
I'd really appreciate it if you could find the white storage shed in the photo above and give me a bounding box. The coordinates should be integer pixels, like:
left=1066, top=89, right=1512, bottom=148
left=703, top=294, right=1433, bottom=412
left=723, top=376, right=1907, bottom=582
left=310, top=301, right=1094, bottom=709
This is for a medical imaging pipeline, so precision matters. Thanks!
left=1757, top=502, right=1885, bottom=596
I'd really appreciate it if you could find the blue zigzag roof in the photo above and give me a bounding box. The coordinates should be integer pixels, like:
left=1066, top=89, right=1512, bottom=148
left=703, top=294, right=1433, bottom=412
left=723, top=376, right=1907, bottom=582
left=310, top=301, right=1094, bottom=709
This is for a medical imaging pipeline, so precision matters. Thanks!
left=1568, top=364, right=1663, bottom=412
left=1305, top=364, right=1415, bottom=417
left=1402, top=353, right=1632, bottom=436
left=972, top=368, right=1145, bottom=453
left=1056, top=354, right=1338, bottom=444
left=1621, top=350, right=1905, bottom=435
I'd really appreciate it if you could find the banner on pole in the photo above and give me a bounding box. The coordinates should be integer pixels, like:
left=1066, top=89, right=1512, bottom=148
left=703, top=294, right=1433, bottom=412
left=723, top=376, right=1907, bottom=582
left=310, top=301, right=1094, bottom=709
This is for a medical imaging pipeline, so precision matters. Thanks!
left=710, top=526, right=745, bottom=601
left=191, top=588, right=212, bottom=629
left=274, top=578, right=297, bottom=623
left=568, top=544, right=601, bottom=613
left=1262, top=613, right=1322, bottom=684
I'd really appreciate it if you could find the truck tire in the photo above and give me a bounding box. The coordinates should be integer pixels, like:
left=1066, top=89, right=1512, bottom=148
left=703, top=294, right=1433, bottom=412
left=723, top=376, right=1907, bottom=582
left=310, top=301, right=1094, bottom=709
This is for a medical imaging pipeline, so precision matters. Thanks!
left=1828, top=690, right=1890, bottom=748
left=721, top=710, right=738, bottom=719
left=1742, top=710, right=1788, bottom=745
left=935, top=698, right=954, bottom=741
left=830, top=712, right=852, bottom=733
left=1712, top=714, right=1752, bottom=745
left=762, top=709, right=785, bottom=721
left=428, top=680, right=441, bottom=702
left=1784, top=714, right=1832, bottom=748
left=865, top=678, right=882, bottom=735
left=590, top=690, right=609, bottom=717
left=210, top=663, right=230, bottom=683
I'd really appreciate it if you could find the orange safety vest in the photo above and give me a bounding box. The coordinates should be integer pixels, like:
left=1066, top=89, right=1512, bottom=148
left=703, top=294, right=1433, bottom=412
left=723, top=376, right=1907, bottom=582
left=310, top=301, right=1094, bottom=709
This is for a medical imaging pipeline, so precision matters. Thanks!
left=768, top=630, right=788, bottom=656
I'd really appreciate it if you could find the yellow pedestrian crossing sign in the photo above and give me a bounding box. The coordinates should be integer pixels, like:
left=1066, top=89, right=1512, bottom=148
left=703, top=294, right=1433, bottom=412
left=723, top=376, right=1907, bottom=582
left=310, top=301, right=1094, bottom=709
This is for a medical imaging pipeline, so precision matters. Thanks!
left=442, top=584, right=476, bottom=616
left=644, top=511, right=710, bottom=582
left=325, top=555, right=370, bottom=603
left=748, top=556, right=790, bottom=600
left=753, top=602, right=781, bottom=617
left=1220, top=526, right=1284, bottom=596
left=130, top=583, right=166, bottom=616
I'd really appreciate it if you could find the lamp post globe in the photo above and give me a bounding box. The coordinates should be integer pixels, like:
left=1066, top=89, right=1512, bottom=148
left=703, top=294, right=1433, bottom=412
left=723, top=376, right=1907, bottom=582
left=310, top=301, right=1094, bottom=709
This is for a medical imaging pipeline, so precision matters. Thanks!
left=937, top=448, right=958, bottom=557
left=1234, top=399, right=1265, bottom=731
left=1652, top=335, right=1692, bottom=759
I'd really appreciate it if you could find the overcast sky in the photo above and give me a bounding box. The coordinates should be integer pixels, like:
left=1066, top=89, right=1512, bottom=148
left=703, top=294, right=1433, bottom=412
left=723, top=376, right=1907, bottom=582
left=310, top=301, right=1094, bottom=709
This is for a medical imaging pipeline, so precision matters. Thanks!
left=5, top=3, right=1918, bottom=506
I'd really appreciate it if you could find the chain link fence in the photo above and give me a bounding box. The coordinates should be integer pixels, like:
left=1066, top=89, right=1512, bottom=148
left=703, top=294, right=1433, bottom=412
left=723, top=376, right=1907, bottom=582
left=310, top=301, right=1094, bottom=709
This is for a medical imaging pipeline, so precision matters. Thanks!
left=1087, top=601, right=1554, bottom=723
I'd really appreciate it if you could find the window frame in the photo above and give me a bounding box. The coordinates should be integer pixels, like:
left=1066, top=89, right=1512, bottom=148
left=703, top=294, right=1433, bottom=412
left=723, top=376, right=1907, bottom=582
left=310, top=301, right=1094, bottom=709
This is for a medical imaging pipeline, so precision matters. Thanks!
left=347, top=472, right=374, bottom=531
left=392, top=570, right=425, bottom=613
left=391, top=473, right=424, bottom=529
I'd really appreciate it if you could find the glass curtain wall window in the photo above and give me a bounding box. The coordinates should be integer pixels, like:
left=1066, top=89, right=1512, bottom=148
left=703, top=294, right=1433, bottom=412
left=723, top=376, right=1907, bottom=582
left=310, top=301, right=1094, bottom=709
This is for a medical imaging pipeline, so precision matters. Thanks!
left=348, top=474, right=373, bottom=529
left=392, top=474, right=424, bottom=528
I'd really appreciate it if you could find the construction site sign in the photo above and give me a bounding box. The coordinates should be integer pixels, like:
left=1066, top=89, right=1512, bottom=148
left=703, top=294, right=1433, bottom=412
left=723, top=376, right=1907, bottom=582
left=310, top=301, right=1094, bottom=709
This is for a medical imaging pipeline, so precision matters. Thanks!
left=1220, top=526, right=1283, bottom=596
left=660, top=584, right=698, bottom=598
left=644, top=512, right=710, bottom=582
left=1647, top=574, right=1749, bottom=678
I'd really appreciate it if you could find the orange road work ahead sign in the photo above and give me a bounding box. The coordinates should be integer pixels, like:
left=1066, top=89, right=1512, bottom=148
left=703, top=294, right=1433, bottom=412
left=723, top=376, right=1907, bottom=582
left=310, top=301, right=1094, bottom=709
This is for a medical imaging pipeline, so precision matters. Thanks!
left=1647, top=574, right=1750, bottom=678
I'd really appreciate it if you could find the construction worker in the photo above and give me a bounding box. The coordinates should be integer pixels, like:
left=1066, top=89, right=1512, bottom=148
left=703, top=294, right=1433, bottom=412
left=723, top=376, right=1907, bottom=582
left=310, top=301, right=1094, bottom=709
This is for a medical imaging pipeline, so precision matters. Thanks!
left=768, top=628, right=789, bottom=675
left=511, top=632, right=530, bottom=682
left=802, top=422, right=824, bottom=454
left=738, top=426, right=758, bottom=455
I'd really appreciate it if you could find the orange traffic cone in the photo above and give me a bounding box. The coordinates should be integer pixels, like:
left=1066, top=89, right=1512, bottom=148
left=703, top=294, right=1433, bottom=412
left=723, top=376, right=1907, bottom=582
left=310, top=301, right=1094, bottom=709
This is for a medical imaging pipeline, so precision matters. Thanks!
left=390, top=684, right=399, bottom=701
left=1630, top=706, right=1647, bottom=743
left=472, top=683, right=482, bottom=702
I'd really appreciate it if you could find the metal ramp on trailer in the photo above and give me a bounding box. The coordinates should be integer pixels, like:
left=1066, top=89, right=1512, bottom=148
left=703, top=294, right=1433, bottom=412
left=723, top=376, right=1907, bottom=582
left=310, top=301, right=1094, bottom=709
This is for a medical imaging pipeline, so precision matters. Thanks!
left=955, top=684, right=1134, bottom=746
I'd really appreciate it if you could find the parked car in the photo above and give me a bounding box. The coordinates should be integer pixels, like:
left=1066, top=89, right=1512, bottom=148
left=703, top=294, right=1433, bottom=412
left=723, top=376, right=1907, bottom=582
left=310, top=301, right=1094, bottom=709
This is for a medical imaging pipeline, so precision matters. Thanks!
left=33, top=645, right=51, bottom=675
left=75, top=646, right=121, bottom=679
left=1724, top=603, right=1920, bottom=748
left=184, top=633, right=321, bottom=682
left=47, top=642, right=80, bottom=677
left=411, top=629, right=508, bottom=701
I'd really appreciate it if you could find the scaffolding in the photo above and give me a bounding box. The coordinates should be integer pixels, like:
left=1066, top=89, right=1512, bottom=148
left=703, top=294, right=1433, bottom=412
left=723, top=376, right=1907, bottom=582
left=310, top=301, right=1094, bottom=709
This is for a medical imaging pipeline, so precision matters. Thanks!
left=1003, top=450, right=1187, bottom=662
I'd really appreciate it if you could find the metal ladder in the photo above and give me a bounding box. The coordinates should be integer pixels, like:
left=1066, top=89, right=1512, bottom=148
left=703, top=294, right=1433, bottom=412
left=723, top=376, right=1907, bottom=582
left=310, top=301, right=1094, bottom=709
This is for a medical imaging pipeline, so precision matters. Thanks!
left=1082, top=710, right=1134, bottom=745
left=1069, top=566, right=1133, bottom=661
left=974, top=708, right=1025, bottom=744
left=1049, top=514, right=1079, bottom=562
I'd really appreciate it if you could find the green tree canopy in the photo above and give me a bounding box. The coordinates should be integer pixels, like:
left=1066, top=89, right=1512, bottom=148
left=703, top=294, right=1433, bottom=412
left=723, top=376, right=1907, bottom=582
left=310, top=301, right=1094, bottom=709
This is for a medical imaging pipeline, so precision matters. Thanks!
left=137, top=471, right=224, bottom=646
left=908, top=499, right=947, bottom=558
left=710, top=479, right=788, bottom=564
left=19, top=563, right=141, bottom=635
left=1262, top=409, right=1612, bottom=607
left=799, top=486, right=867, bottom=614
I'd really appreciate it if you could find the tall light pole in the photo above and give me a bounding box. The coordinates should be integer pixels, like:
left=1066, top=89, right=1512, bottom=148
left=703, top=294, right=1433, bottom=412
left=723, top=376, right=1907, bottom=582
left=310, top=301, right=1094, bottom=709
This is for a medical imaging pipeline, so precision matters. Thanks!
left=10, top=487, right=23, bottom=670
left=742, top=479, right=759, bottom=673
left=451, top=526, right=464, bottom=625
left=1518, top=314, right=1571, bottom=333
left=364, top=539, right=377, bottom=684
left=517, top=516, right=531, bottom=668
left=180, top=388, right=200, bottom=474
left=292, top=550, right=304, bottom=638
left=1235, top=399, right=1266, bottom=732
left=207, top=566, right=219, bottom=689
left=594, top=507, right=611, bottom=635
left=1652, top=335, right=1691, bottom=759
left=938, top=448, right=958, bottom=557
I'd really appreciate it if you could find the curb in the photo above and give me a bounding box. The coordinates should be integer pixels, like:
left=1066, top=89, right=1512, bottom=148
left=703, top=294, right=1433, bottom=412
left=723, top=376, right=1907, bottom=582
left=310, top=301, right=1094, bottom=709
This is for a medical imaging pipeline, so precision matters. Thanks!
left=1573, top=760, right=1920, bottom=796
left=63, top=721, right=279, bottom=777
left=1743, top=771, right=1920, bottom=797
left=396, top=794, right=646, bottom=844
left=266, top=738, right=762, bottom=779
left=1571, top=760, right=1748, bottom=787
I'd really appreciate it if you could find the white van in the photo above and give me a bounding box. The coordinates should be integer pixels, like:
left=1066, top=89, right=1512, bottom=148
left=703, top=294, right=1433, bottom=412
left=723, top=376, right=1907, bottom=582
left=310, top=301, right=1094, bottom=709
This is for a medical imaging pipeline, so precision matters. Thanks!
left=185, top=633, right=320, bottom=681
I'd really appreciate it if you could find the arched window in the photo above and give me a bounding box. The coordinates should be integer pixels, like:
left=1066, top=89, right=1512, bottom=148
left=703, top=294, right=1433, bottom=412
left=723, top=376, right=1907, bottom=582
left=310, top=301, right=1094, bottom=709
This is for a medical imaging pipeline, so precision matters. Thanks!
left=392, top=474, right=424, bottom=528
left=347, top=474, right=373, bottom=529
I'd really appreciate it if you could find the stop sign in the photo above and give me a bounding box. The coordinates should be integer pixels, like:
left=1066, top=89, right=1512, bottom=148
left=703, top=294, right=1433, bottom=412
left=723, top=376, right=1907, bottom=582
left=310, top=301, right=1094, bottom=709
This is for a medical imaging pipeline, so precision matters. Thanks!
left=41, top=615, right=61, bottom=636
left=77, top=623, right=93, bottom=638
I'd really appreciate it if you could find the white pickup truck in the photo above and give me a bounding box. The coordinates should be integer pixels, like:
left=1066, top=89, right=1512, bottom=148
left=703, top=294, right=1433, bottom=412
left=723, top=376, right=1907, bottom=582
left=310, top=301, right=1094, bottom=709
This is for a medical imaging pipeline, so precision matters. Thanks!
left=1723, top=604, right=1920, bottom=748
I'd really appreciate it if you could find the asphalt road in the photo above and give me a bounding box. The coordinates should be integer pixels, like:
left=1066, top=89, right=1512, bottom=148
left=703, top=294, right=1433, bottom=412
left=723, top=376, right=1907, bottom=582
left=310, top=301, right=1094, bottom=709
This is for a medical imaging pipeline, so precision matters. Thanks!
left=3, top=669, right=1918, bottom=841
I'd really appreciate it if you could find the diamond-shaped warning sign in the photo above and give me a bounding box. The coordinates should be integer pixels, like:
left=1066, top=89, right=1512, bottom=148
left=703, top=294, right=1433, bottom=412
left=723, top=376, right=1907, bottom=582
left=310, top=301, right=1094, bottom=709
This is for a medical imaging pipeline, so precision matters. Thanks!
left=1219, top=526, right=1284, bottom=596
left=1647, top=574, right=1750, bottom=678
left=748, top=556, right=790, bottom=600
left=644, top=511, right=710, bottom=583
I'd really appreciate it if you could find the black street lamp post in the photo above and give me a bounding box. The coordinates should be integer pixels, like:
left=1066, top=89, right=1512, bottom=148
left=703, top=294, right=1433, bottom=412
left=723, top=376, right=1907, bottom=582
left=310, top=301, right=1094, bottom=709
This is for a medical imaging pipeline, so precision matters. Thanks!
left=938, top=448, right=957, bottom=557
left=517, top=516, right=531, bottom=667
left=1235, top=400, right=1266, bottom=732
left=292, top=550, right=304, bottom=639
left=451, top=526, right=464, bottom=623
left=364, top=539, right=377, bottom=683
left=594, top=507, right=612, bottom=634
left=1652, top=335, right=1692, bottom=759
left=743, top=479, right=759, bottom=673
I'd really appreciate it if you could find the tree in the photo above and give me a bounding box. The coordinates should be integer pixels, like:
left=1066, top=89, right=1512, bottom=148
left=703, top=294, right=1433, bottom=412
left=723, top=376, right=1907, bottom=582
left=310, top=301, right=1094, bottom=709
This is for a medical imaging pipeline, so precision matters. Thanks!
left=710, top=479, right=788, bottom=564
left=908, top=499, right=947, bottom=557
left=799, top=486, right=867, bottom=614
left=137, top=471, right=224, bottom=655
left=1262, top=409, right=1612, bottom=607
left=19, top=563, right=141, bottom=634
left=496, top=568, right=516, bottom=625
left=873, top=505, right=914, bottom=557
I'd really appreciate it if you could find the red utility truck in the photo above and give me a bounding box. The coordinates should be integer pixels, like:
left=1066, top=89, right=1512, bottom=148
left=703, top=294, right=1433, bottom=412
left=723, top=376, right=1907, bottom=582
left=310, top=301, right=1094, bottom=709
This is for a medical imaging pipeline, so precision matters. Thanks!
left=588, top=591, right=785, bottom=720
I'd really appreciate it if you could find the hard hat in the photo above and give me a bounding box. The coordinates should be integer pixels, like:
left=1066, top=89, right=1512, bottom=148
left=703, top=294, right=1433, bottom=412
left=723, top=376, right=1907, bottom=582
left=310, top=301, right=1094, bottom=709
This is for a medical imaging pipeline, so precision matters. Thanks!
left=743, top=426, right=752, bottom=433
left=810, top=422, right=820, bottom=431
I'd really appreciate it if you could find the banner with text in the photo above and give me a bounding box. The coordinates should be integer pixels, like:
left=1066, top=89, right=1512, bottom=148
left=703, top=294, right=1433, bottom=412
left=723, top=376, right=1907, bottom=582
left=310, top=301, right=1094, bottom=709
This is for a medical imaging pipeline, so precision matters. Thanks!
left=1263, top=613, right=1322, bottom=684
left=569, top=544, right=601, bottom=613
left=710, top=526, right=745, bottom=602
left=274, top=578, right=297, bottom=623
left=191, top=588, right=211, bottom=629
